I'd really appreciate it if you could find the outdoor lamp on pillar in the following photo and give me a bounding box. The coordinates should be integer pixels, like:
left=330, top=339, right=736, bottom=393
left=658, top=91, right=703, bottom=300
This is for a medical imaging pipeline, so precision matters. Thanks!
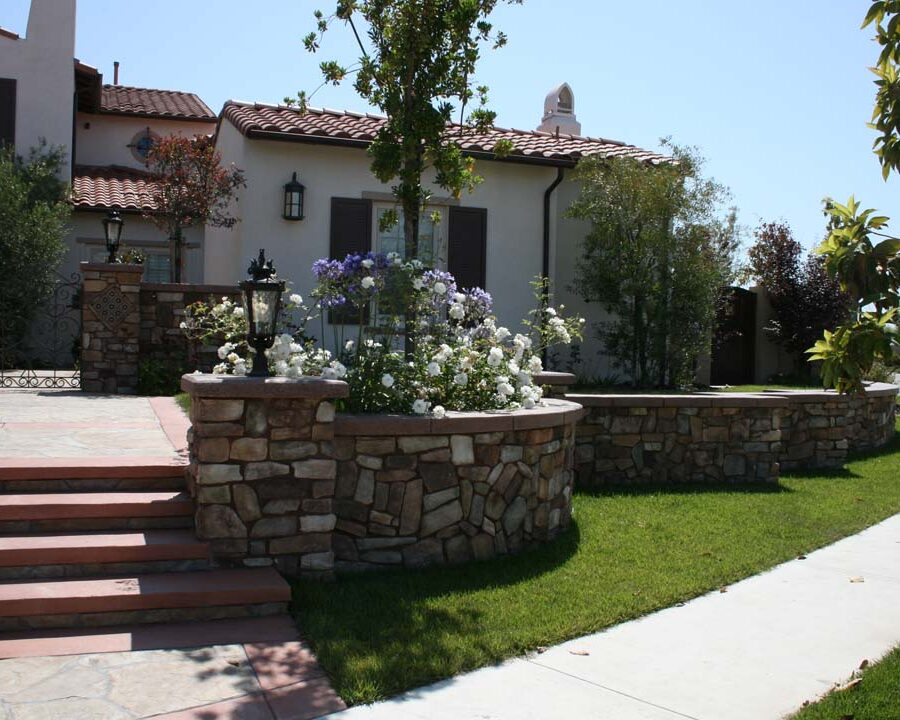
left=240, top=249, right=285, bottom=377
left=283, top=172, right=305, bottom=221
left=102, top=210, right=124, bottom=263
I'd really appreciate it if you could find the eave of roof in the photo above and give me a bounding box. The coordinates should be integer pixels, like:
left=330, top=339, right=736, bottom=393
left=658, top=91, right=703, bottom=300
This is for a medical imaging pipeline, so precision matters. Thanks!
left=219, top=100, right=671, bottom=168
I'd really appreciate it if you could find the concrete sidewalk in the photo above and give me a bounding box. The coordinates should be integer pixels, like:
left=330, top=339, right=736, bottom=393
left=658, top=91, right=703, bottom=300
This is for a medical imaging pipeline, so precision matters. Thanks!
left=327, top=513, right=900, bottom=720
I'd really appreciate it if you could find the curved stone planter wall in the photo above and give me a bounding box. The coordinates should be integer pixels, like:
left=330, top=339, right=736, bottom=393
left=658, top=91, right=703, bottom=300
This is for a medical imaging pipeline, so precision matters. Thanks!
left=330, top=402, right=582, bottom=572
left=182, top=374, right=582, bottom=575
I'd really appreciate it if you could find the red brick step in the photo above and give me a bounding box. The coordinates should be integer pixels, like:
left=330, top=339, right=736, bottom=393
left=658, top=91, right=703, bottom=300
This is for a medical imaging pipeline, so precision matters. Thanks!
left=0, top=530, right=209, bottom=567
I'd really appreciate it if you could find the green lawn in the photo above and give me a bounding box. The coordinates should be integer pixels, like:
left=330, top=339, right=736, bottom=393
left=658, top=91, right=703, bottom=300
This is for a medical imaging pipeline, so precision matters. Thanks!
left=294, top=421, right=900, bottom=706
left=791, top=645, right=900, bottom=719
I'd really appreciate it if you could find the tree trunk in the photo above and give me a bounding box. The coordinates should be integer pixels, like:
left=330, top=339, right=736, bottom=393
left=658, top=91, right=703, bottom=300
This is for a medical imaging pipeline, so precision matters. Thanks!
left=169, top=227, right=183, bottom=283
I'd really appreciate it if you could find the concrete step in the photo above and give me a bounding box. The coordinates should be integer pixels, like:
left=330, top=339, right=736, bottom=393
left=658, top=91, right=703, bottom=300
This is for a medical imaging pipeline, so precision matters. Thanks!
left=0, top=491, right=193, bottom=523
left=0, top=530, right=210, bottom=579
left=0, top=568, right=292, bottom=631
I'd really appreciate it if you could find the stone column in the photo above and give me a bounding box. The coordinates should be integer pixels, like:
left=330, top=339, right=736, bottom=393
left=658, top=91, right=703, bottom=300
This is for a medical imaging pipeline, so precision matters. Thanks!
left=80, top=262, right=143, bottom=394
left=181, top=374, right=350, bottom=575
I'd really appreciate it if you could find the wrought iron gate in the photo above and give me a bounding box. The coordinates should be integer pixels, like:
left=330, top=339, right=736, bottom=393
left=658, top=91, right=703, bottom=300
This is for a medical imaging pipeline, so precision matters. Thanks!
left=0, top=272, right=82, bottom=389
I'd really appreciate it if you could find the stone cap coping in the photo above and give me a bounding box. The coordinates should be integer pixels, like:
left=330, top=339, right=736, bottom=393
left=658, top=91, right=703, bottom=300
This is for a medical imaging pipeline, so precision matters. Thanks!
left=566, top=392, right=790, bottom=408
left=141, top=283, right=241, bottom=294
left=334, top=398, right=585, bottom=436
left=181, top=373, right=349, bottom=399
left=762, top=382, right=899, bottom=402
left=532, top=371, right=576, bottom=386
left=80, top=262, right=144, bottom=273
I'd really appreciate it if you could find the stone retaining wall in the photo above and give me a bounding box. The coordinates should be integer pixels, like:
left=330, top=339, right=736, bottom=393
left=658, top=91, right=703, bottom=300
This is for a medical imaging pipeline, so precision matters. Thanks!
left=569, top=394, right=787, bottom=486
left=557, top=384, right=897, bottom=486
left=182, top=374, right=581, bottom=575
left=778, top=384, right=897, bottom=470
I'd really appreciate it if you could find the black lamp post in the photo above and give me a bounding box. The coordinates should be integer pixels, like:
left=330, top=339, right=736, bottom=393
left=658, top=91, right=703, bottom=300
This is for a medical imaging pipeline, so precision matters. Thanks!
left=240, top=249, right=286, bottom=377
left=102, top=210, right=124, bottom=263
left=283, top=172, right=305, bottom=221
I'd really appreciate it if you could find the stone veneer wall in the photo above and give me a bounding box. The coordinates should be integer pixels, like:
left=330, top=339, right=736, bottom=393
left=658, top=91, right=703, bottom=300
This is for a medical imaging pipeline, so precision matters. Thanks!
left=569, top=394, right=788, bottom=486
left=139, top=283, right=241, bottom=371
left=778, top=384, right=897, bottom=470
left=534, top=375, right=898, bottom=485
left=80, top=263, right=143, bottom=394
left=80, top=264, right=242, bottom=393
left=182, top=374, right=582, bottom=575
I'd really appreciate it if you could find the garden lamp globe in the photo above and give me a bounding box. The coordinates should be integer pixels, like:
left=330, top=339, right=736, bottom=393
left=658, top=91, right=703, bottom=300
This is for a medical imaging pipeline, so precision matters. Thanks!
left=240, top=249, right=286, bottom=377
left=102, top=210, right=124, bottom=263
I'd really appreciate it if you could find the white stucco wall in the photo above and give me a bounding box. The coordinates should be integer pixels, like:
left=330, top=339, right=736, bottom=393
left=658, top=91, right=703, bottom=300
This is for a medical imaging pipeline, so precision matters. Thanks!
left=0, top=0, right=76, bottom=177
left=74, top=113, right=214, bottom=169
left=208, top=121, right=557, bottom=353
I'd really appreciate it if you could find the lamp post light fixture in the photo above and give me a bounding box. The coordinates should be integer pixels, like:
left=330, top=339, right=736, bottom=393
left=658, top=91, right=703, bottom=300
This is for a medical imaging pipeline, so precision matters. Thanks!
left=102, top=210, right=124, bottom=263
left=240, top=249, right=286, bottom=377
left=283, top=172, right=305, bottom=221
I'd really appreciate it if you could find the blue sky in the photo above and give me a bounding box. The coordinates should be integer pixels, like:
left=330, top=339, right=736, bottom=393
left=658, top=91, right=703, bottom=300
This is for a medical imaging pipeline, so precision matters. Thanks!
left=4, top=0, right=898, bottom=253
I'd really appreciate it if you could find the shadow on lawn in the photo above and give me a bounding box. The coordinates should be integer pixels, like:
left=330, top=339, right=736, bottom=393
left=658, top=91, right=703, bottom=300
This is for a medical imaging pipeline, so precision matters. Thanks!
left=291, top=522, right=582, bottom=701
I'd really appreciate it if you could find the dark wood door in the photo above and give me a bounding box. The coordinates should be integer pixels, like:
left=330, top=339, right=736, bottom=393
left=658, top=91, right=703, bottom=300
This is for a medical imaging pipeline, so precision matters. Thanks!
left=711, top=287, right=756, bottom=385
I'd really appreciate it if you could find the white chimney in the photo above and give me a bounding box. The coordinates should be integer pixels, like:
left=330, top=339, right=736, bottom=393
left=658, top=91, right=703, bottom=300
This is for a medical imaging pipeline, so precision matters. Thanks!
left=537, top=83, right=581, bottom=136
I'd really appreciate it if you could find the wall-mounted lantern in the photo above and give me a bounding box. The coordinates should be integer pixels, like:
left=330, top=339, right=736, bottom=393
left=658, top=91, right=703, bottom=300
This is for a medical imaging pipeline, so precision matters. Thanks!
left=102, top=210, right=124, bottom=263
left=240, top=249, right=285, bottom=377
left=283, top=172, right=305, bottom=221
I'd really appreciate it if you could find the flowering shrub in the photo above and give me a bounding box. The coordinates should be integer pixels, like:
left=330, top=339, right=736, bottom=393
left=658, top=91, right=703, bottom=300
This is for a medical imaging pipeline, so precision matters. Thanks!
left=182, top=253, right=584, bottom=416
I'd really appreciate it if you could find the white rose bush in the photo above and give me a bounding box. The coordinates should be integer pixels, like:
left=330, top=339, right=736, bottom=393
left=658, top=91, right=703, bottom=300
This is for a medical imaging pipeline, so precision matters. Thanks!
left=182, top=252, right=584, bottom=416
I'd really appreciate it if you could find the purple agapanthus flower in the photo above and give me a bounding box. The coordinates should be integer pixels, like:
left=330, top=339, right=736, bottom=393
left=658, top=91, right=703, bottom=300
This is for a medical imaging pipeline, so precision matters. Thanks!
left=421, top=269, right=457, bottom=304
left=460, top=287, right=493, bottom=320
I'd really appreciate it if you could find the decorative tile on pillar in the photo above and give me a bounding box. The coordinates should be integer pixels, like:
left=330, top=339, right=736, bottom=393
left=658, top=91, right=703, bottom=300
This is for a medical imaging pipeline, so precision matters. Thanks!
left=89, top=285, right=134, bottom=331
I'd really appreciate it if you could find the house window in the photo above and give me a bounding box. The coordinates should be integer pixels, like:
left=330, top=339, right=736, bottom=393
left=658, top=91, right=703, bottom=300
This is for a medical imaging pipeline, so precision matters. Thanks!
left=128, top=128, right=159, bottom=164
left=376, top=207, right=443, bottom=266
left=143, top=253, right=171, bottom=283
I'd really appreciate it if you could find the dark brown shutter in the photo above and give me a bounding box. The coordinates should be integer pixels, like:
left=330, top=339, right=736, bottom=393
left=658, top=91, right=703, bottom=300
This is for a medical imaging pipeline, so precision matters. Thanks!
left=0, top=79, right=16, bottom=149
left=448, top=206, right=487, bottom=290
left=329, top=197, right=372, bottom=324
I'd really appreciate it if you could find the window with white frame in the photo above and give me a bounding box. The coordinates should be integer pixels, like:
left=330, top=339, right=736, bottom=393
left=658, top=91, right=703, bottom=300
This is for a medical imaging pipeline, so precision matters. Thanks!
left=375, top=207, right=445, bottom=266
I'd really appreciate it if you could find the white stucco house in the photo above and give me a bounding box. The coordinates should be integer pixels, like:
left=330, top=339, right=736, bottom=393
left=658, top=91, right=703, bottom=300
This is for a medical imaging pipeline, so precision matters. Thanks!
left=205, top=92, right=667, bottom=371
left=0, top=0, right=216, bottom=284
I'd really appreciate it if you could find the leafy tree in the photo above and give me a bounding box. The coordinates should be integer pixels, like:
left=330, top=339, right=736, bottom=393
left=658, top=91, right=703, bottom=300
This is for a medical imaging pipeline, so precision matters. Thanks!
left=567, top=143, right=738, bottom=388
left=748, top=222, right=848, bottom=378
left=805, top=4, right=900, bottom=392
left=0, top=143, right=70, bottom=360
left=146, top=135, right=245, bottom=283
left=292, top=0, right=520, bottom=258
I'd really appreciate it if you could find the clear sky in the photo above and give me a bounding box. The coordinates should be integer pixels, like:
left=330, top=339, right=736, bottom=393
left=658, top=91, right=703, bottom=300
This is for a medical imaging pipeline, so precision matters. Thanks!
left=3, top=0, right=898, bottom=253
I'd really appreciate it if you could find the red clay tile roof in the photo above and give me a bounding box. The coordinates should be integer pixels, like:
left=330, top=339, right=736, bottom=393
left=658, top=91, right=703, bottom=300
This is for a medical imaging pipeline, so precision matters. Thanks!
left=72, top=165, right=158, bottom=212
left=101, top=85, right=216, bottom=122
left=222, top=101, right=670, bottom=167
